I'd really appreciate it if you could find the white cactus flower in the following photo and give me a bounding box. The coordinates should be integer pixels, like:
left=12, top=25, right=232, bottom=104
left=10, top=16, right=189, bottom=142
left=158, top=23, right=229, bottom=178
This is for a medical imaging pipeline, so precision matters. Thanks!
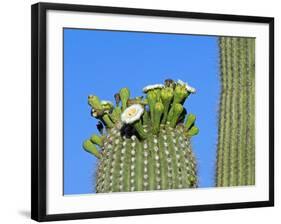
left=143, top=84, right=165, bottom=93
left=121, top=104, right=144, bottom=124
left=177, top=79, right=196, bottom=93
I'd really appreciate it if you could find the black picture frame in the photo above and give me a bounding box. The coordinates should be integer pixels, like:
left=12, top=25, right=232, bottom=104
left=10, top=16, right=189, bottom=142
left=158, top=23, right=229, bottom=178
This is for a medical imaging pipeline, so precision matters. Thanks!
left=31, top=2, right=274, bottom=222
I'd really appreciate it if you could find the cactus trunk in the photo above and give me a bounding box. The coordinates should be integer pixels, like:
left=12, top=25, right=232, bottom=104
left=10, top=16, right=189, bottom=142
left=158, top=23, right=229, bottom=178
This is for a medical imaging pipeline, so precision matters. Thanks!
left=96, top=125, right=197, bottom=192
left=216, top=37, right=255, bottom=187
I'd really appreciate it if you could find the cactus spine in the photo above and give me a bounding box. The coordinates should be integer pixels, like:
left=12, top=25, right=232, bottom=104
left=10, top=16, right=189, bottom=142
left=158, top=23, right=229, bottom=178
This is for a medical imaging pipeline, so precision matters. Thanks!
left=83, top=79, right=199, bottom=193
left=216, top=37, right=255, bottom=187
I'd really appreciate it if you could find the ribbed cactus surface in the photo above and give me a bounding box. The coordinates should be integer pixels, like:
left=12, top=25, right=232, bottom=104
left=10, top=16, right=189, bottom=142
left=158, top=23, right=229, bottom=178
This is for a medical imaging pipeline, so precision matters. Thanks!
left=216, top=37, right=255, bottom=187
left=83, top=79, right=199, bottom=193
left=95, top=125, right=196, bottom=192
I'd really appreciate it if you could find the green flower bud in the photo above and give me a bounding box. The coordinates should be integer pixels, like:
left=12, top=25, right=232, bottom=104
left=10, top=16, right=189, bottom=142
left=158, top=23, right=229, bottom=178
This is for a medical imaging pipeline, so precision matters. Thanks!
left=187, top=126, right=199, bottom=137
left=160, top=87, right=174, bottom=124
left=173, top=85, right=189, bottom=105
left=90, top=134, right=103, bottom=147
left=185, top=113, right=196, bottom=130
left=83, top=140, right=101, bottom=159
left=147, top=91, right=157, bottom=122
left=134, top=120, right=147, bottom=140
left=88, top=95, right=102, bottom=110
left=101, top=101, right=114, bottom=112
left=152, top=102, right=164, bottom=134
left=168, top=103, right=184, bottom=127
left=119, top=88, right=130, bottom=111
left=102, top=114, right=114, bottom=128
left=110, top=107, right=121, bottom=123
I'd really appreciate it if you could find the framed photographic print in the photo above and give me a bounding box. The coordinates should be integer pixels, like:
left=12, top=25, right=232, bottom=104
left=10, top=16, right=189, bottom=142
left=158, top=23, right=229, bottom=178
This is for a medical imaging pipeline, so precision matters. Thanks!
left=31, top=2, right=274, bottom=222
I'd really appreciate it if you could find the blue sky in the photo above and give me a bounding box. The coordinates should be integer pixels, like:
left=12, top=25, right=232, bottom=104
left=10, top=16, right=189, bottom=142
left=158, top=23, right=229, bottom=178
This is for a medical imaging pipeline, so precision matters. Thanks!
left=63, top=28, right=219, bottom=195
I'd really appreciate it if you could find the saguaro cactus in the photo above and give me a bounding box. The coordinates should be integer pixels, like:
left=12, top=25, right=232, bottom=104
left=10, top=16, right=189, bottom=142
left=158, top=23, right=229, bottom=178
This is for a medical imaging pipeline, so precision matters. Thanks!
left=216, top=37, right=255, bottom=187
left=83, top=79, right=199, bottom=193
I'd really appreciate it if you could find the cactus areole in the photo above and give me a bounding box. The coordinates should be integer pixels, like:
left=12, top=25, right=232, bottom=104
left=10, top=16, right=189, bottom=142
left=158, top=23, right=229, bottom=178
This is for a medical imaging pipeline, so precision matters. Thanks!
left=83, top=79, right=199, bottom=193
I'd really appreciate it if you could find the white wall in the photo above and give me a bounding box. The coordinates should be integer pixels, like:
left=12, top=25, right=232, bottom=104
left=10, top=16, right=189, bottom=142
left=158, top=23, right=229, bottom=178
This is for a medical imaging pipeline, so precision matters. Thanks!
left=0, top=0, right=279, bottom=223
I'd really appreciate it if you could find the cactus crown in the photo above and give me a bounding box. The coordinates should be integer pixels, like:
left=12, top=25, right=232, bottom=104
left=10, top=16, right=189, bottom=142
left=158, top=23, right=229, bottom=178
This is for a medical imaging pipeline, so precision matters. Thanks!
left=83, top=79, right=199, bottom=192
left=85, top=79, right=198, bottom=147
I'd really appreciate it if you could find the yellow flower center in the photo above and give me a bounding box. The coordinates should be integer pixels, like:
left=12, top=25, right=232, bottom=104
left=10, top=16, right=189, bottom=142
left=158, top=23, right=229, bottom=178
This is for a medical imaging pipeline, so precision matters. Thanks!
left=127, top=108, right=137, bottom=117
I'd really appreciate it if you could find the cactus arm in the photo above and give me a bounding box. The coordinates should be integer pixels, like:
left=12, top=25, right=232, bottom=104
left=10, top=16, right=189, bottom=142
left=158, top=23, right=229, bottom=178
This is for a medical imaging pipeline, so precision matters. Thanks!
left=248, top=39, right=255, bottom=185
left=237, top=38, right=247, bottom=186
left=244, top=38, right=255, bottom=185
left=216, top=37, right=255, bottom=187
left=216, top=37, right=227, bottom=187
left=222, top=37, right=232, bottom=186
left=228, top=38, right=239, bottom=186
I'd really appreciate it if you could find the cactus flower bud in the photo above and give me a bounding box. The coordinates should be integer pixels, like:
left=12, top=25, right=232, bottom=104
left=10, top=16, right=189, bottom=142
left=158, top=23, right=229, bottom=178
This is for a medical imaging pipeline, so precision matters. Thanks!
left=187, top=126, right=199, bottom=137
left=153, top=102, right=164, bottom=134
left=119, top=88, right=130, bottom=111
left=90, top=134, right=104, bottom=147
left=160, top=87, right=174, bottom=124
left=88, top=95, right=102, bottom=110
left=185, top=113, right=196, bottom=130
left=83, top=140, right=101, bottom=159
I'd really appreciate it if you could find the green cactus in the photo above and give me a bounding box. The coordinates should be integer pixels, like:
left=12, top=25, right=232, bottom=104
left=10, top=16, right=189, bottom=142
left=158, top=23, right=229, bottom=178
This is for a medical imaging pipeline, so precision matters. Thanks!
left=83, top=79, right=199, bottom=193
left=216, top=37, right=255, bottom=187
